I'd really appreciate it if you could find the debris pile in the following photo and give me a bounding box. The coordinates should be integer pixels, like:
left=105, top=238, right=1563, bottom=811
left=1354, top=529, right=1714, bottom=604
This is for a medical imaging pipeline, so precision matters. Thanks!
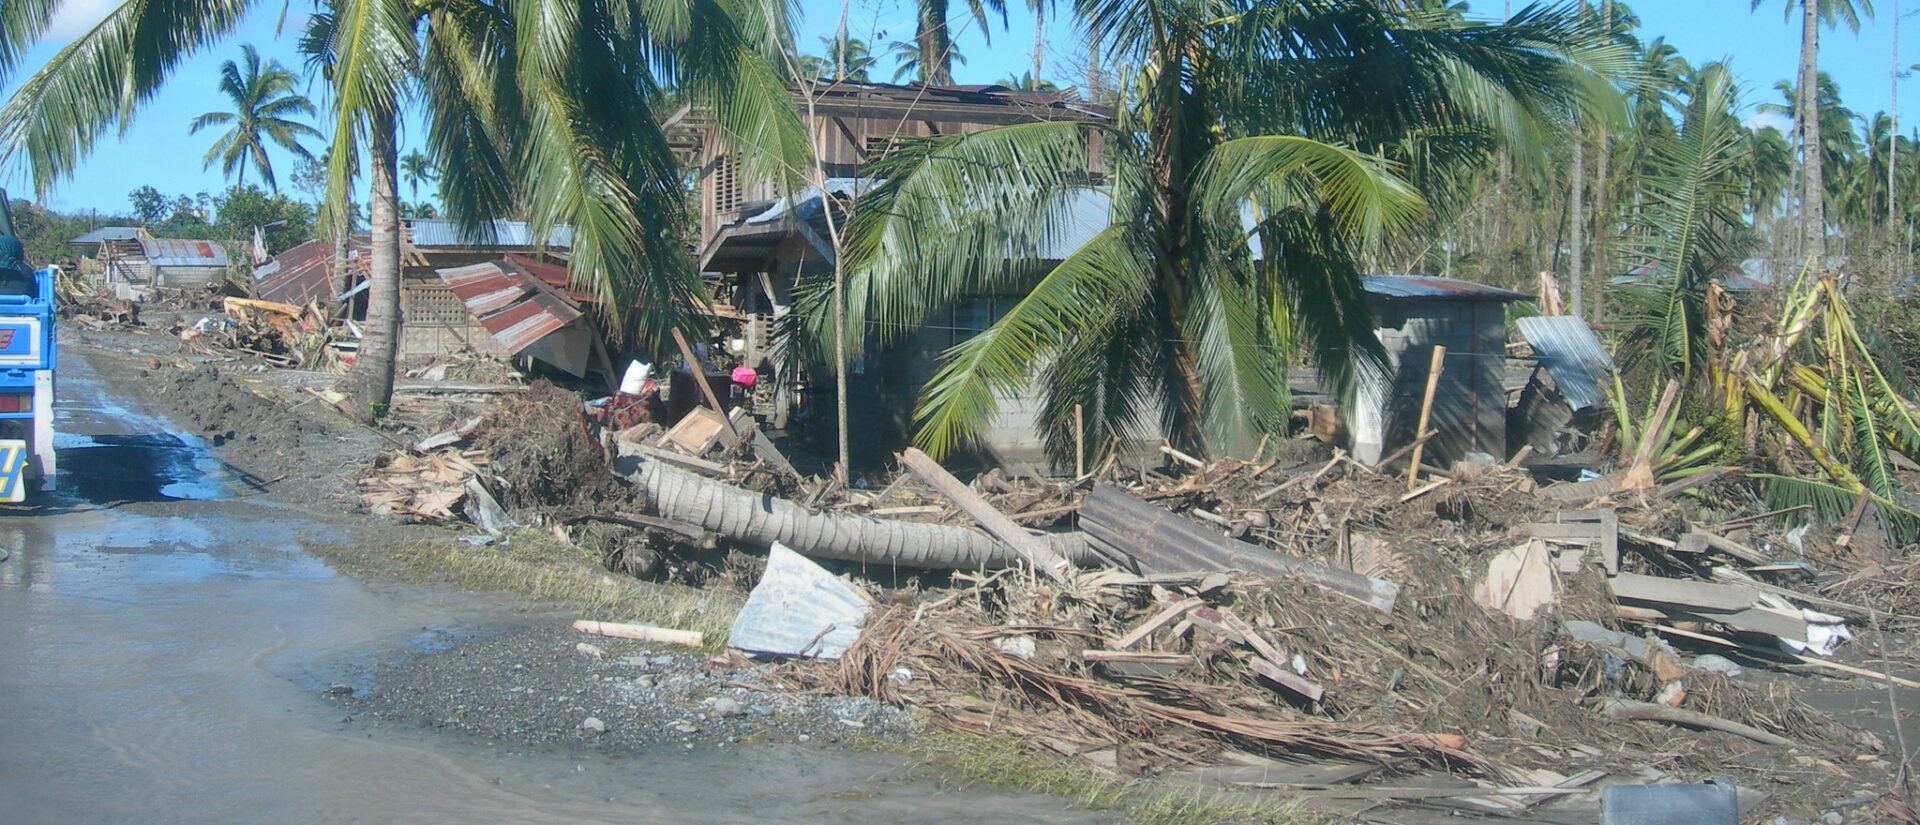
left=357, top=448, right=494, bottom=523
left=54, top=273, right=140, bottom=328
left=178, top=297, right=345, bottom=370
left=748, top=455, right=1895, bottom=818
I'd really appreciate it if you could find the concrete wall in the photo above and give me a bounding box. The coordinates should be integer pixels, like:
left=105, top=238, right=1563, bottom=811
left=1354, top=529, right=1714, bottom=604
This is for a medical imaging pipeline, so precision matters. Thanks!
left=1351, top=297, right=1509, bottom=467
left=151, top=265, right=227, bottom=288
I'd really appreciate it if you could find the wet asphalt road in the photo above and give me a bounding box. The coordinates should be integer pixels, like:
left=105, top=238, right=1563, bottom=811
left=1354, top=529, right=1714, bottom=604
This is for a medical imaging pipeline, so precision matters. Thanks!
left=0, top=351, right=1117, bottom=825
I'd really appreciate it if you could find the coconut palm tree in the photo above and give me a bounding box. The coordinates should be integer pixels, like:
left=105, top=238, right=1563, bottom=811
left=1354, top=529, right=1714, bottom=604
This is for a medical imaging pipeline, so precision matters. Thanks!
left=189, top=44, right=322, bottom=192
left=1616, top=62, right=1751, bottom=382
left=888, top=37, right=965, bottom=84
left=1752, top=0, right=1874, bottom=262
left=398, top=149, right=437, bottom=204
left=911, top=0, right=1005, bottom=85
left=0, top=0, right=807, bottom=413
left=819, top=0, right=1619, bottom=462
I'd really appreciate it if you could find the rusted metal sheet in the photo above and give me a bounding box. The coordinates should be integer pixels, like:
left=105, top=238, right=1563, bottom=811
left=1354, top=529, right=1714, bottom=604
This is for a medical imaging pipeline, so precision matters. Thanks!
left=1362, top=275, right=1531, bottom=302
left=139, top=237, right=229, bottom=267
left=251, top=238, right=366, bottom=307
left=431, top=259, right=583, bottom=356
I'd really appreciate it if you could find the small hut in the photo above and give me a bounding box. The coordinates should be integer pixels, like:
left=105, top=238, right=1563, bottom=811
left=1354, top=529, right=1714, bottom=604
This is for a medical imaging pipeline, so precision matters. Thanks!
left=1348, top=276, right=1530, bottom=468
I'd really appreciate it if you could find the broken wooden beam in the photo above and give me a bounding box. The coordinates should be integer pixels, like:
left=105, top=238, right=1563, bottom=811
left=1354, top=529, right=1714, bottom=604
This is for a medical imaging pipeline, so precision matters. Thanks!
left=899, top=448, right=1073, bottom=580
left=1110, top=598, right=1201, bottom=650
left=1078, top=484, right=1398, bottom=613
left=1598, top=697, right=1792, bottom=746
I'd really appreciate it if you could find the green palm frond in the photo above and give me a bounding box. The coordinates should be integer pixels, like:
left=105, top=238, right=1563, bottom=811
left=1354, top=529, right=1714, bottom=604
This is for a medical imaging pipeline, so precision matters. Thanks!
left=1616, top=62, right=1748, bottom=379
left=822, top=119, right=1111, bottom=356
left=1758, top=473, right=1920, bottom=544
left=1196, top=135, right=1424, bottom=247
left=0, top=0, right=59, bottom=85
left=913, top=224, right=1155, bottom=458
left=0, top=0, right=257, bottom=195
left=318, top=0, right=416, bottom=234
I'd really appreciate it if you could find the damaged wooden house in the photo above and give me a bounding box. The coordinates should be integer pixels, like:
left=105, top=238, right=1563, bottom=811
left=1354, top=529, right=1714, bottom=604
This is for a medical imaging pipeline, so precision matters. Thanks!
left=249, top=219, right=617, bottom=386
left=689, top=79, right=1113, bottom=470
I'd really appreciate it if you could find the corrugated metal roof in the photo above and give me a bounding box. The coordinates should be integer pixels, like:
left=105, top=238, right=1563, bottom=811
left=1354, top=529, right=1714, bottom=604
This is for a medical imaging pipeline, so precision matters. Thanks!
left=1363, top=275, right=1532, bottom=302
left=434, top=259, right=583, bottom=355
left=252, top=238, right=368, bottom=306
left=69, top=226, right=141, bottom=244
left=407, top=219, right=574, bottom=249
left=139, top=238, right=229, bottom=267
left=1516, top=315, right=1614, bottom=411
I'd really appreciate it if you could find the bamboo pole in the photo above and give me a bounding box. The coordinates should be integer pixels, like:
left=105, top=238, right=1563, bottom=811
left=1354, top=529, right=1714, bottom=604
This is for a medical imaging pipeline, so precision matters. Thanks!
left=1074, top=403, right=1085, bottom=477
left=1406, top=345, right=1446, bottom=491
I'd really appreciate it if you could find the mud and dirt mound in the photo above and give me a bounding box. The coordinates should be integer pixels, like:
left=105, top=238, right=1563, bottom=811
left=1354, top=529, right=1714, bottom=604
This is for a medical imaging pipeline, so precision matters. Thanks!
left=143, top=364, right=385, bottom=506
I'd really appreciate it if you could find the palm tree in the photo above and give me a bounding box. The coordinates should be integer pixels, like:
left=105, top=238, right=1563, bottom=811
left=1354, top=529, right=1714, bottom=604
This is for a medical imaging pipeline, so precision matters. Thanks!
left=994, top=71, right=1057, bottom=92
left=0, top=0, right=807, bottom=414
left=805, top=36, right=877, bottom=82
left=399, top=149, right=437, bottom=204
left=912, top=0, right=1005, bottom=85
left=1616, top=62, right=1751, bottom=382
left=889, top=37, right=965, bottom=84
left=188, top=44, right=323, bottom=192
left=1753, top=0, right=1874, bottom=263
left=820, top=1, right=1616, bottom=462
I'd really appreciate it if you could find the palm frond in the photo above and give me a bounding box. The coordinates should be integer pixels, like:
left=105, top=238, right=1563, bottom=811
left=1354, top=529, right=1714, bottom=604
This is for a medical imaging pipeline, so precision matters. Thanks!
left=318, top=0, right=417, bottom=235
left=820, top=119, right=1112, bottom=357
left=1195, top=134, right=1423, bottom=248
left=1758, top=473, right=1920, bottom=544
left=913, top=224, right=1154, bottom=458
left=0, top=0, right=258, bottom=195
left=0, top=0, right=59, bottom=85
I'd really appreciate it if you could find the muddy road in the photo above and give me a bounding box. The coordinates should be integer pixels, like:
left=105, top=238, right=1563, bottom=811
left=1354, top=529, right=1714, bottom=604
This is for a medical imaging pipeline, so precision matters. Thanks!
left=0, top=350, right=1114, bottom=825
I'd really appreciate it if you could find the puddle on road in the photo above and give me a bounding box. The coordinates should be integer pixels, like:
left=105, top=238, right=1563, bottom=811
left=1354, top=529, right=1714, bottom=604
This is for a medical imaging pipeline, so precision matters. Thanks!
left=54, top=433, right=228, bottom=502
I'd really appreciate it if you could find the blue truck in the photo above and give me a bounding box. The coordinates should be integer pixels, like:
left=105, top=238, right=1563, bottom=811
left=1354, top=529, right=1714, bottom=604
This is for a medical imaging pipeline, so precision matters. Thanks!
left=0, top=190, right=56, bottom=501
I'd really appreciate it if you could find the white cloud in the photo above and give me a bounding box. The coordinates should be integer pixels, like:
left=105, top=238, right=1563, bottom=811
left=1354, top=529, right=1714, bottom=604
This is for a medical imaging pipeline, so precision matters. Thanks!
left=44, top=0, right=120, bottom=43
left=1744, top=110, right=1792, bottom=134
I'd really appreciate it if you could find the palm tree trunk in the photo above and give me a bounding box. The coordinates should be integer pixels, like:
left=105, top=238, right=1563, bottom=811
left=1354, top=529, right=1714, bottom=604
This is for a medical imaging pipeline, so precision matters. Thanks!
left=1031, top=2, right=1044, bottom=88
left=1801, top=0, right=1826, bottom=263
left=1592, top=0, right=1613, bottom=322
left=352, top=110, right=402, bottom=416
left=616, top=453, right=1096, bottom=568
left=1567, top=0, right=1588, bottom=318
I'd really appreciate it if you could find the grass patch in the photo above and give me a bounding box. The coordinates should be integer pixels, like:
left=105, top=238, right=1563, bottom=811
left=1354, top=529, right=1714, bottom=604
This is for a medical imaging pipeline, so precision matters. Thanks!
left=895, top=733, right=1320, bottom=825
left=380, top=528, right=743, bottom=651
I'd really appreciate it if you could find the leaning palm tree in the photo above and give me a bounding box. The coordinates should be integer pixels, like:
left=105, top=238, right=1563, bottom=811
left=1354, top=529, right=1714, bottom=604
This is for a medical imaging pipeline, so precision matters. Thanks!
left=190, top=44, right=322, bottom=191
left=1752, top=0, right=1873, bottom=262
left=819, top=0, right=1619, bottom=462
left=0, top=0, right=807, bottom=412
left=398, top=149, right=437, bottom=204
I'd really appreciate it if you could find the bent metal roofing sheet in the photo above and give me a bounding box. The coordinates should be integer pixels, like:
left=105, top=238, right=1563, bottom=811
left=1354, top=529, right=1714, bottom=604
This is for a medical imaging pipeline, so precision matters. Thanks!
left=434, top=259, right=583, bottom=355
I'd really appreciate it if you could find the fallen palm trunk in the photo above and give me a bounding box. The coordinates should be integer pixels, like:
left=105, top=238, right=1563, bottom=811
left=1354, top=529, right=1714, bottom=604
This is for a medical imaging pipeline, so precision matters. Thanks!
left=613, top=449, right=1097, bottom=569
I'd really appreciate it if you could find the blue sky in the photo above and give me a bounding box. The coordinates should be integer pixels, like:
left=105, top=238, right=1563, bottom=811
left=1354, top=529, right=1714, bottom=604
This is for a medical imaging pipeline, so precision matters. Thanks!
left=0, top=0, right=1912, bottom=215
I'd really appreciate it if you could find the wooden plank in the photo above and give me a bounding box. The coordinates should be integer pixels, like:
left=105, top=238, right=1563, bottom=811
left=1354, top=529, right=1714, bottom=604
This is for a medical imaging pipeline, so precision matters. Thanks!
left=1081, top=650, right=1194, bottom=665
left=1608, top=572, right=1758, bottom=613
left=1078, top=485, right=1397, bottom=613
left=899, top=448, right=1072, bottom=580
left=1110, top=598, right=1201, bottom=650
left=1599, top=508, right=1620, bottom=575
left=628, top=444, right=730, bottom=475
left=670, top=327, right=740, bottom=439
left=1528, top=522, right=1602, bottom=541
left=1249, top=657, right=1326, bottom=703
left=1686, top=530, right=1770, bottom=565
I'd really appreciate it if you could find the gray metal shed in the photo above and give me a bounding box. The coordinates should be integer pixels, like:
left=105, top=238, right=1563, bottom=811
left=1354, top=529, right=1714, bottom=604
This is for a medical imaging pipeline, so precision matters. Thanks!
left=1349, top=276, right=1530, bottom=468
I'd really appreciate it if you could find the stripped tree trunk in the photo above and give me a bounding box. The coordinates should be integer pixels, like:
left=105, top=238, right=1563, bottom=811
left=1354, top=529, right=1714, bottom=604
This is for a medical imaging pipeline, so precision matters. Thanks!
left=352, top=110, right=401, bottom=417
left=1800, top=0, right=1826, bottom=263
left=615, top=451, right=1096, bottom=569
